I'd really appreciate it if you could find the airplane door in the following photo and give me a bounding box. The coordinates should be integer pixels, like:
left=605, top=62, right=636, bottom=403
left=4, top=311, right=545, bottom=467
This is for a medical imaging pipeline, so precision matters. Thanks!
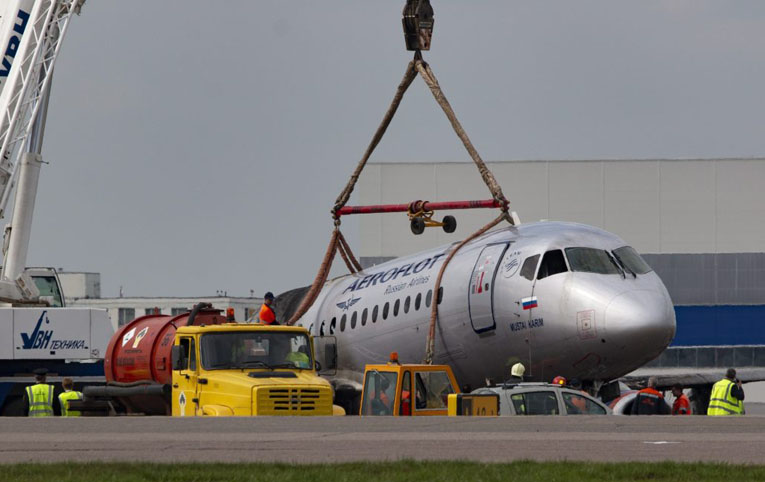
left=497, top=250, right=536, bottom=322
left=468, top=243, right=509, bottom=333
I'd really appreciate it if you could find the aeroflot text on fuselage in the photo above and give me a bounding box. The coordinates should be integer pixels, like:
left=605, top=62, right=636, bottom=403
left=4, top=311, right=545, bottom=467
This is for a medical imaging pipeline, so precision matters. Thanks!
left=343, top=253, right=446, bottom=294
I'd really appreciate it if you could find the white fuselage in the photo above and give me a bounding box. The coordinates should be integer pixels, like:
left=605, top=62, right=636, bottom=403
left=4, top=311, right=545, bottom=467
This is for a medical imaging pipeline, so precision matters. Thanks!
left=297, top=221, right=676, bottom=390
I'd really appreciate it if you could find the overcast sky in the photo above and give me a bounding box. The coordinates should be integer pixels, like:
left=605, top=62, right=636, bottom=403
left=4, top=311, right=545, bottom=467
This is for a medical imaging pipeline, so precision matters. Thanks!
left=15, top=1, right=765, bottom=298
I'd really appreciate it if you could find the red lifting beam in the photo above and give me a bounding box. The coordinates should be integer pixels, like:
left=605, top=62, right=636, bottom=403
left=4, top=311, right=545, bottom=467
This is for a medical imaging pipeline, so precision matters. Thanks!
left=336, top=199, right=500, bottom=217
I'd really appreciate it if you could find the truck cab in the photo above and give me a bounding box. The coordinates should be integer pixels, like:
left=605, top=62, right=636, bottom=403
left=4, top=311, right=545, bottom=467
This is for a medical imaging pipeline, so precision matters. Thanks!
left=359, top=355, right=460, bottom=416
left=171, top=324, right=335, bottom=416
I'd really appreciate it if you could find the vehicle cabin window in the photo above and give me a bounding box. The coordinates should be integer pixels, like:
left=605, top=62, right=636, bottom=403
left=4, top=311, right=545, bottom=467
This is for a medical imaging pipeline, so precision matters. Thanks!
left=414, top=371, right=455, bottom=410
left=565, top=247, right=620, bottom=275
left=399, top=371, right=412, bottom=416
left=340, top=314, right=347, bottom=332
left=178, top=337, right=191, bottom=370
left=372, top=305, right=378, bottom=323
left=612, top=246, right=652, bottom=275
left=520, top=255, right=540, bottom=281
left=393, top=299, right=400, bottom=317
left=351, top=311, right=357, bottom=329
left=425, top=290, right=433, bottom=308
left=415, top=293, right=422, bottom=311
left=32, top=276, right=64, bottom=307
left=188, top=338, right=197, bottom=371
left=361, top=308, right=368, bottom=326
left=510, top=391, right=559, bottom=415
left=562, top=392, right=606, bottom=415
left=383, top=302, right=390, bottom=320
left=199, top=332, right=313, bottom=370
left=537, top=250, right=568, bottom=280
left=404, top=296, right=411, bottom=314
left=361, top=371, right=398, bottom=416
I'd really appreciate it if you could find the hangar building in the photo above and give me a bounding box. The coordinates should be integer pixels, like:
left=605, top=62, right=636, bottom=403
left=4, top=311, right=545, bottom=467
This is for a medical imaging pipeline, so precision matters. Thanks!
left=357, top=159, right=765, bottom=369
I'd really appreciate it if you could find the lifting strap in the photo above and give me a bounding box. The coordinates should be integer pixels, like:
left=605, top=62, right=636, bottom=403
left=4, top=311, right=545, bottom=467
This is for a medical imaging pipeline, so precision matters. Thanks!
left=288, top=53, right=513, bottom=362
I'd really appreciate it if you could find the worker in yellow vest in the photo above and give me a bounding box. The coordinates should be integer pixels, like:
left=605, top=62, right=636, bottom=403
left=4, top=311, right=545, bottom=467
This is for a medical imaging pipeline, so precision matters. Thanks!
left=58, top=377, right=83, bottom=417
left=707, top=368, right=745, bottom=416
left=24, top=368, right=54, bottom=417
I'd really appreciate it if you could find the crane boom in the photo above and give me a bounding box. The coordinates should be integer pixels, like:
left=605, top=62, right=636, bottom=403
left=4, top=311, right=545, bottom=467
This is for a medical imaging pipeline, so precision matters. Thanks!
left=0, top=0, right=82, bottom=301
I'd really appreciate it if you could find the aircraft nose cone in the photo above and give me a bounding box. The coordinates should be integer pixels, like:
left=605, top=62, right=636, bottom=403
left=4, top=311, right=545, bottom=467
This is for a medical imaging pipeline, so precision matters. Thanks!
left=606, top=290, right=676, bottom=357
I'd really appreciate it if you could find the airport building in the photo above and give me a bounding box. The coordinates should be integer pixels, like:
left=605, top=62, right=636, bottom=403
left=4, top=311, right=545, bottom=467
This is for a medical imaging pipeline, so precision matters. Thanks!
left=58, top=272, right=263, bottom=331
left=357, top=159, right=765, bottom=368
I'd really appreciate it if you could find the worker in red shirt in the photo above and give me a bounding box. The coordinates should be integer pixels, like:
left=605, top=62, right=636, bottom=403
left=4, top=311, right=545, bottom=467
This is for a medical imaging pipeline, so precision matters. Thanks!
left=671, top=383, right=691, bottom=415
left=258, top=292, right=277, bottom=325
left=631, top=377, right=670, bottom=415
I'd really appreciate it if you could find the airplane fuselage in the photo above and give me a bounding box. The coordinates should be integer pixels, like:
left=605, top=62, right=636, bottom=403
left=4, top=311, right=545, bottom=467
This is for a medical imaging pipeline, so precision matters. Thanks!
left=297, top=221, right=676, bottom=391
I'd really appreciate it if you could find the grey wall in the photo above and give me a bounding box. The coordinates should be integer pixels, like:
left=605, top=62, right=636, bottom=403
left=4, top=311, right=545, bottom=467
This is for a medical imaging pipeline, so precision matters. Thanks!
left=358, top=159, right=765, bottom=259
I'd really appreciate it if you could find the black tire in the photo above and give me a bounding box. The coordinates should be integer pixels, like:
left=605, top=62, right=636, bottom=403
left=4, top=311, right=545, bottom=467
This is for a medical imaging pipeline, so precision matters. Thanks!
left=442, top=215, right=457, bottom=233
left=410, top=217, right=426, bottom=235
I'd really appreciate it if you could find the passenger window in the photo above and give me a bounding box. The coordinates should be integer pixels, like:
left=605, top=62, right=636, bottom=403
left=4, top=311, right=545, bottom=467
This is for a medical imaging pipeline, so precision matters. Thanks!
left=372, top=305, right=378, bottom=323
left=415, top=293, right=422, bottom=311
left=399, top=371, right=412, bottom=416
left=414, top=371, right=455, bottom=410
left=510, top=391, right=559, bottom=415
left=404, top=296, right=411, bottom=314
left=361, top=371, right=398, bottom=416
left=562, top=392, right=606, bottom=415
left=361, top=308, right=368, bottom=326
left=383, top=302, right=389, bottom=320
left=425, top=290, right=433, bottom=308
left=351, top=311, right=357, bottom=329
left=394, top=299, right=400, bottom=317
left=340, top=314, right=347, bottom=332
left=437, top=287, right=444, bottom=304
left=537, top=250, right=567, bottom=280
left=520, top=255, right=540, bottom=281
left=329, top=317, right=336, bottom=335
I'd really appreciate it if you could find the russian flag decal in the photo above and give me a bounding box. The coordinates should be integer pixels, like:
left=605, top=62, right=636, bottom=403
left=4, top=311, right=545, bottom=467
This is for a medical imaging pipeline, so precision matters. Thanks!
left=521, top=296, right=538, bottom=310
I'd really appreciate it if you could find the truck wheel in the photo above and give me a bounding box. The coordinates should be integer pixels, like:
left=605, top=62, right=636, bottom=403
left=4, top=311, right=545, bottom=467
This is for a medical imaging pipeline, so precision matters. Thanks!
left=410, top=217, right=426, bottom=235
left=442, top=215, right=457, bottom=233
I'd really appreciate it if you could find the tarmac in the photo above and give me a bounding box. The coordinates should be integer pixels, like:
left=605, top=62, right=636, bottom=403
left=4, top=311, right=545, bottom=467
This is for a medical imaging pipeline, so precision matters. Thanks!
left=2, top=416, right=765, bottom=464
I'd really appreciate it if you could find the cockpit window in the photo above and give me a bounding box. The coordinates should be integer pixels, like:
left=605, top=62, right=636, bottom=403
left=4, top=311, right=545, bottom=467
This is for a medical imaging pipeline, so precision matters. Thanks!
left=520, top=255, right=540, bottom=281
left=537, top=250, right=568, bottom=280
left=565, top=248, right=621, bottom=275
left=613, top=246, right=652, bottom=275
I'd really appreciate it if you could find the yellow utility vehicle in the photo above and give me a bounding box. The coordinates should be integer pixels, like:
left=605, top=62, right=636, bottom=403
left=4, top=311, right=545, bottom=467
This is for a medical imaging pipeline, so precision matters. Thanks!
left=170, top=324, right=336, bottom=416
left=359, top=353, right=461, bottom=416
left=81, top=305, right=339, bottom=416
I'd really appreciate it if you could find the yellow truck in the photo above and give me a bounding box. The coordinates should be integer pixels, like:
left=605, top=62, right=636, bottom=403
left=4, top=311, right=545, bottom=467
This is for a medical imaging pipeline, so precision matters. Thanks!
left=79, top=305, right=339, bottom=416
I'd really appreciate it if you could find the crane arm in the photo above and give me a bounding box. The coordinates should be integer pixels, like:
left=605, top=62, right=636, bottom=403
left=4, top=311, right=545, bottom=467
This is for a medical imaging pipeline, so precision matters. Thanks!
left=0, top=0, right=83, bottom=219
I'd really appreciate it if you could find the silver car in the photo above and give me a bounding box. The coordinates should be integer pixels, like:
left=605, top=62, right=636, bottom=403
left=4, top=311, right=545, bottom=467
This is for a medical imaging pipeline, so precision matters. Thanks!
left=472, top=383, right=612, bottom=415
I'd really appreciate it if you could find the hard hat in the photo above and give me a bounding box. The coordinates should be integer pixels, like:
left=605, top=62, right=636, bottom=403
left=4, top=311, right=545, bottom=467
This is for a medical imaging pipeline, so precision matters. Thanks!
left=552, top=376, right=567, bottom=386
left=510, top=362, right=525, bottom=378
left=264, top=292, right=274, bottom=300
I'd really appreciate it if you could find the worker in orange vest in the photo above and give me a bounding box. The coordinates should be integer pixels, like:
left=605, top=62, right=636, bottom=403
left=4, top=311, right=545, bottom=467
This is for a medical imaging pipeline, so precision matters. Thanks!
left=671, top=383, right=691, bottom=415
left=258, top=292, right=277, bottom=325
left=631, top=377, right=670, bottom=415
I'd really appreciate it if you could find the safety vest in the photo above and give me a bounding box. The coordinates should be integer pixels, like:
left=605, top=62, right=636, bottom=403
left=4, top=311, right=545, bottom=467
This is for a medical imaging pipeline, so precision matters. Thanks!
left=58, top=390, right=83, bottom=417
left=26, top=383, right=54, bottom=417
left=259, top=304, right=276, bottom=324
left=707, top=378, right=743, bottom=416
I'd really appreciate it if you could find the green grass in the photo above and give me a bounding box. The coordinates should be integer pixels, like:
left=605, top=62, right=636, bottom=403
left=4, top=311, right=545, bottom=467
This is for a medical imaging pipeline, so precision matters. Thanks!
left=2, top=461, right=765, bottom=482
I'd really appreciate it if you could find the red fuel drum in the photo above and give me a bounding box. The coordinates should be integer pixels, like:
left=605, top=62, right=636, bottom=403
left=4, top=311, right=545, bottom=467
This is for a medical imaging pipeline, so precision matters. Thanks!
left=104, top=309, right=225, bottom=385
